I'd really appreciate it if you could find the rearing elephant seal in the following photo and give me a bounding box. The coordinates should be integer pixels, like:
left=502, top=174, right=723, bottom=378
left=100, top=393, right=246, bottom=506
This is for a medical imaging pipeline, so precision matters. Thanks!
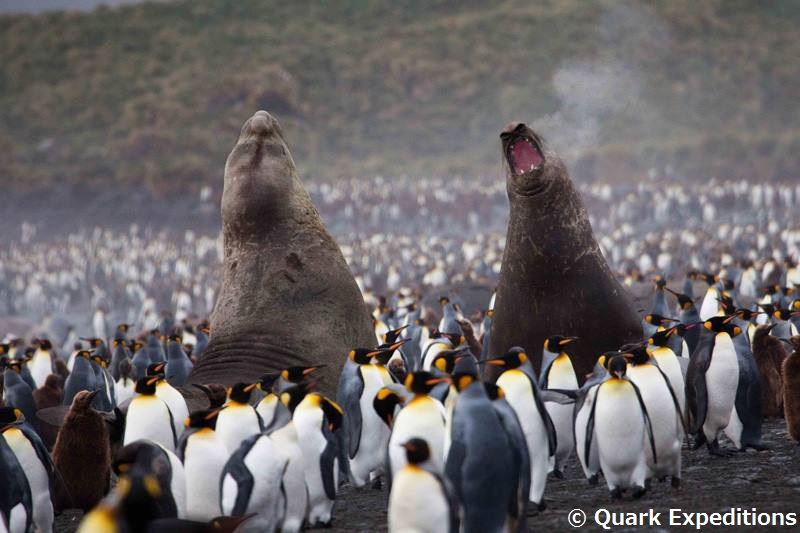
left=188, top=111, right=374, bottom=394
left=489, top=122, right=641, bottom=380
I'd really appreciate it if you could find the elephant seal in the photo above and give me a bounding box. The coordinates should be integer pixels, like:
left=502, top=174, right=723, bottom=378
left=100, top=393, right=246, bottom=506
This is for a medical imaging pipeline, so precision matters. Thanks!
left=187, top=111, right=374, bottom=394
left=488, top=122, right=641, bottom=380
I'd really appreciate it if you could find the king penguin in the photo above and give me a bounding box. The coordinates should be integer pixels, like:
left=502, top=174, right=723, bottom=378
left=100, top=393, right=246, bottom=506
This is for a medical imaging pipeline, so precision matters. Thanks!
left=445, top=356, right=517, bottom=532
left=621, top=344, right=683, bottom=487
left=165, top=335, right=193, bottom=387
left=340, top=345, right=400, bottom=487
left=27, top=339, right=55, bottom=390
left=220, top=431, right=288, bottom=532
left=573, top=353, right=612, bottom=486
left=584, top=355, right=655, bottom=499
left=147, top=363, right=189, bottom=440
left=647, top=328, right=687, bottom=422
left=0, top=407, right=52, bottom=532
left=178, top=409, right=228, bottom=522
left=124, top=377, right=177, bottom=452
left=292, top=389, right=343, bottom=527
left=482, top=347, right=556, bottom=509
left=666, top=287, right=702, bottom=354
left=538, top=335, right=579, bottom=478
left=1, top=360, right=37, bottom=434
left=687, top=316, right=765, bottom=455
left=0, top=429, right=32, bottom=533
left=385, top=371, right=448, bottom=482
left=388, top=438, right=459, bottom=533
left=215, top=382, right=261, bottom=453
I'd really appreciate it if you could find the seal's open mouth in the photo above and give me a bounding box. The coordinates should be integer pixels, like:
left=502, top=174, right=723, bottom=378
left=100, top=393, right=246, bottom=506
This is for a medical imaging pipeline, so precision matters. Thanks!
left=507, top=137, right=543, bottom=175
left=501, top=123, right=544, bottom=176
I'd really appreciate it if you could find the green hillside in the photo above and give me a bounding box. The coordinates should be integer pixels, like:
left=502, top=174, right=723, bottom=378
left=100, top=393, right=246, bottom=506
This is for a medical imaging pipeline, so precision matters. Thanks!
left=1, top=0, right=798, bottom=194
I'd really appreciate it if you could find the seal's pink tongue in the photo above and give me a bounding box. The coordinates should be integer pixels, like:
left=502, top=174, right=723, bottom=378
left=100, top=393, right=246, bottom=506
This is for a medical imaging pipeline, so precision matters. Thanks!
left=510, top=139, right=543, bottom=175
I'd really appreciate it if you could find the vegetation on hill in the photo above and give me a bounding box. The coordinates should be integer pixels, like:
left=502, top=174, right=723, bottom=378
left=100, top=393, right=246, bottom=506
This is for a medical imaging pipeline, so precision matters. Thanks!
left=1, top=0, right=798, bottom=194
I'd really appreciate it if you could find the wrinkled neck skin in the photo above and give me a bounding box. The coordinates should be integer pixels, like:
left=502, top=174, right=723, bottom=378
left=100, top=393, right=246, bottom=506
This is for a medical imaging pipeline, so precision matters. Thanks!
left=503, top=149, right=603, bottom=283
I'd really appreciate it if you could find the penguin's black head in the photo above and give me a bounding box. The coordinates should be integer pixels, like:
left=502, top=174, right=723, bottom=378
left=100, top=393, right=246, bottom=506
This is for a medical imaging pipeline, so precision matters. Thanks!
left=643, top=314, right=677, bottom=326
left=76, top=350, right=92, bottom=360
left=483, top=382, right=505, bottom=401
left=653, top=275, right=666, bottom=289
left=279, top=383, right=313, bottom=414
left=115, top=472, right=164, bottom=529
left=373, top=387, right=406, bottom=428
left=39, top=339, right=52, bottom=350
left=544, top=336, right=578, bottom=353
left=184, top=408, right=222, bottom=430
left=431, top=350, right=458, bottom=374
left=482, top=346, right=528, bottom=370
left=622, top=343, right=650, bottom=365
left=702, top=273, right=719, bottom=286
left=373, top=340, right=407, bottom=365
left=135, top=376, right=159, bottom=395
left=648, top=328, right=675, bottom=348
left=83, top=337, right=104, bottom=348
left=439, top=296, right=450, bottom=306
left=23, top=347, right=35, bottom=361
left=228, top=382, right=257, bottom=403
left=112, top=339, right=125, bottom=349
left=145, top=362, right=166, bottom=377
left=257, top=372, right=281, bottom=393
left=703, top=316, right=742, bottom=337
left=667, top=287, right=695, bottom=310
left=117, top=323, right=130, bottom=332
left=716, top=293, right=735, bottom=314
left=774, top=309, right=794, bottom=321
left=91, top=354, right=108, bottom=368
left=607, top=354, right=628, bottom=379
left=0, top=407, right=23, bottom=429
left=404, top=371, right=448, bottom=395
left=383, top=325, right=409, bottom=345
left=281, top=365, right=326, bottom=383
left=349, top=348, right=378, bottom=365
left=401, top=438, right=431, bottom=465
left=168, top=334, right=182, bottom=344
left=757, top=303, right=776, bottom=316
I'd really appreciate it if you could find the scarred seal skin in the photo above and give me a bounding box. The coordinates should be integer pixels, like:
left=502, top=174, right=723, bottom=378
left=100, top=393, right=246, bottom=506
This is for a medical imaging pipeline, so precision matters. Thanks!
left=187, top=111, right=375, bottom=394
left=489, top=122, right=642, bottom=380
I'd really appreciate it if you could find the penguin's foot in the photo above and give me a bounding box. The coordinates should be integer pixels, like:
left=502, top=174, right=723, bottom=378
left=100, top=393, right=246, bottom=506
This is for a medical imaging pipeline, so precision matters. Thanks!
left=610, top=488, right=623, bottom=500
left=644, top=478, right=652, bottom=490
left=588, top=474, right=599, bottom=486
left=550, top=469, right=565, bottom=480
left=632, top=486, right=647, bottom=499
left=538, top=500, right=547, bottom=512
left=690, top=437, right=706, bottom=450
left=671, top=476, right=681, bottom=489
left=658, top=476, right=668, bottom=483
left=526, top=500, right=546, bottom=516
left=707, top=440, right=735, bottom=457
left=744, top=442, right=769, bottom=452
left=371, top=477, right=383, bottom=490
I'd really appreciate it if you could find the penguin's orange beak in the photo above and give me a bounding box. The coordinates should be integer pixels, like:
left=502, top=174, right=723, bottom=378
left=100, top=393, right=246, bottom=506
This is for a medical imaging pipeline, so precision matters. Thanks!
left=243, top=383, right=257, bottom=393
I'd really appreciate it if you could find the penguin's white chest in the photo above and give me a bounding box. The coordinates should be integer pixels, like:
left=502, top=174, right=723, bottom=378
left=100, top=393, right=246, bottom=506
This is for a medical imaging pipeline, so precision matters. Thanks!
left=388, top=466, right=449, bottom=533
left=256, top=394, right=279, bottom=428
left=184, top=430, right=228, bottom=521
left=594, top=380, right=648, bottom=488
left=699, top=287, right=720, bottom=321
left=704, top=334, right=740, bottom=437
left=216, top=404, right=260, bottom=452
left=349, top=365, right=392, bottom=485
left=125, top=396, right=175, bottom=451
left=28, top=353, right=52, bottom=388
left=389, top=397, right=446, bottom=476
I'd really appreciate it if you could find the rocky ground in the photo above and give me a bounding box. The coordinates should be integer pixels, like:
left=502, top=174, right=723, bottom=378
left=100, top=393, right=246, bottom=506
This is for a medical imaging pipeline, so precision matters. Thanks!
left=54, top=419, right=799, bottom=532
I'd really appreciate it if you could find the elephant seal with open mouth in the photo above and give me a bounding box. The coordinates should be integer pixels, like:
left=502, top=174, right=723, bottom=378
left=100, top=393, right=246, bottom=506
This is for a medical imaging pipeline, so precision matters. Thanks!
left=488, top=122, right=641, bottom=379
left=188, top=111, right=374, bottom=394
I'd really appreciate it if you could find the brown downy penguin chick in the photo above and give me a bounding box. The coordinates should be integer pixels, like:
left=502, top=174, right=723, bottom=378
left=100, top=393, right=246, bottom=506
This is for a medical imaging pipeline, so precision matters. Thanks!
left=193, top=383, right=228, bottom=409
left=33, top=374, right=63, bottom=410
left=54, top=358, right=69, bottom=380
left=783, top=336, right=800, bottom=442
left=752, top=324, right=786, bottom=417
left=52, top=389, right=111, bottom=512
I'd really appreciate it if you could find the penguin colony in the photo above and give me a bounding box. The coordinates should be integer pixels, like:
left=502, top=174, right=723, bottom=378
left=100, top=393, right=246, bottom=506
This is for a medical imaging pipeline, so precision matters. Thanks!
left=1, top=271, right=800, bottom=532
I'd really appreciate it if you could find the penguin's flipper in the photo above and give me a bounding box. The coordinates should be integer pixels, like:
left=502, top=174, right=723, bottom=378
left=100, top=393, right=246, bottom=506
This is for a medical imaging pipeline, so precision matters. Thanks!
left=628, top=378, right=658, bottom=465
left=528, top=374, right=558, bottom=456
left=686, top=334, right=714, bottom=434
left=584, top=387, right=599, bottom=468
left=432, top=470, right=461, bottom=533
left=221, top=436, right=258, bottom=516
left=443, top=440, right=465, bottom=501
left=539, top=389, right=578, bottom=404
left=538, top=355, right=555, bottom=389
left=735, top=349, right=764, bottom=448
left=20, top=424, right=54, bottom=483
left=341, top=370, right=364, bottom=459
left=320, top=436, right=339, bottom=501
left=652, top=364, right=689, bottom=435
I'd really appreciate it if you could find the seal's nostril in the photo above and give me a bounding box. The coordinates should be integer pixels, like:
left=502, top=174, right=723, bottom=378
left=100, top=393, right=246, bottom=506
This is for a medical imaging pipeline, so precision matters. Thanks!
left=248, top=110, right=276, bottom=135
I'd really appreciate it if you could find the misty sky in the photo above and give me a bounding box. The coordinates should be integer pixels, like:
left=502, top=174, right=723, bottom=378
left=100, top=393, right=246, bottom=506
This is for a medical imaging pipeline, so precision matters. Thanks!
left=0, top=0, right=149, bottom=14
